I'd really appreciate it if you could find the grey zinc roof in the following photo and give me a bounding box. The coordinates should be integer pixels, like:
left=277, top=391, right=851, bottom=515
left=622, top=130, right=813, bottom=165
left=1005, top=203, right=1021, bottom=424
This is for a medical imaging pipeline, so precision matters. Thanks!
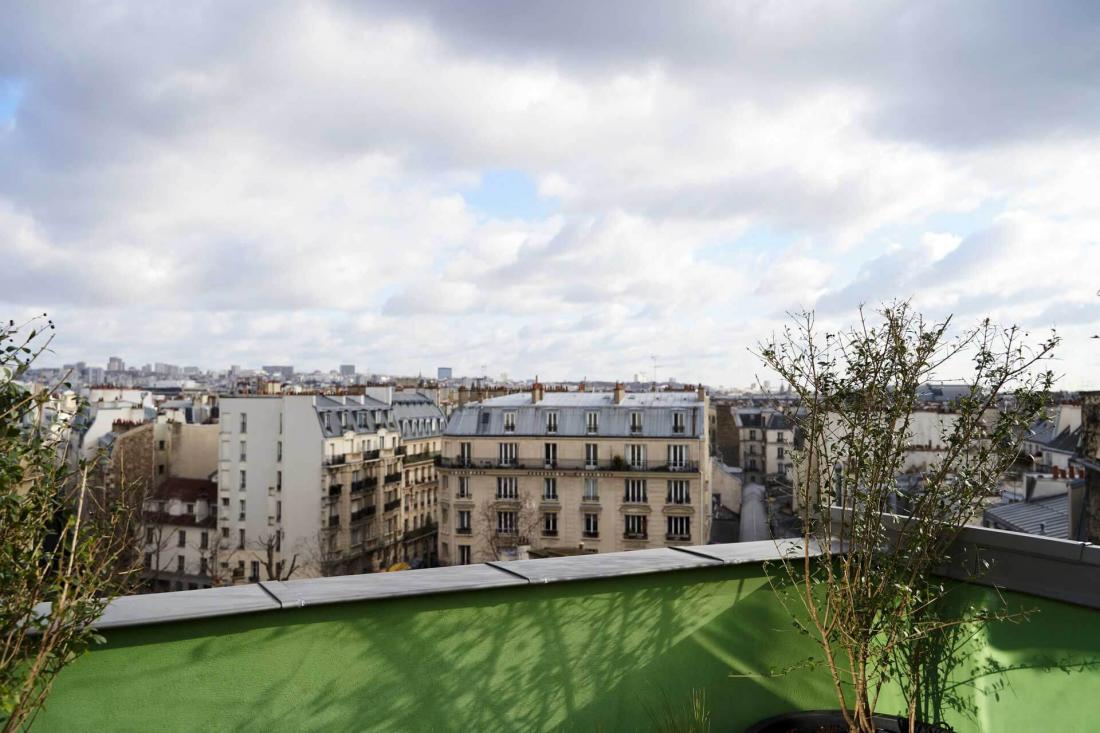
left=984, top=495, right=1069, bottom=539
left=1047, top=426, right=1082, bottom=455
left=314, top=395, right=396, bottom=437
left=444, top=391, right=704, bottom=438
left=391, top=392, right=446, bottom=439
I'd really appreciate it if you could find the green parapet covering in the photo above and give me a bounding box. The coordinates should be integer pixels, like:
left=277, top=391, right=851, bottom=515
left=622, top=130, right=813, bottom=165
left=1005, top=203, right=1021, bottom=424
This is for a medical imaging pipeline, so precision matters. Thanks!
left=31, top=564, right=1100, bottom=732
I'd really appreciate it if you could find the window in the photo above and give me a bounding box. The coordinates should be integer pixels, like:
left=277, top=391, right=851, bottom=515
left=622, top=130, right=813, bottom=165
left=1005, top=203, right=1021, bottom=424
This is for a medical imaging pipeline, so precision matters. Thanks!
left=497, top=511, right=517, bottom=534
left=221, top=497, right=229, bottom=507
left=749, top=458, right=757, bottom=470
left=668, top=444, right=688, bottom=470
left=544, top=442, right=557, bottom=468
left=177, top=530, right=186, bottom=548
left=158, top=439, right=166, bottom=450
left=240, top=440, right=247, bottom=461
left=221, top=526, right=229, bottom=538
left=499, top=442, right=517, bottom=466
left=250, top=561, right=260, bottom=582
left=277, top=441, right=283, bottom=461
left=177, top=556, right=185, bottom=573
left=143, top=552, right=152, bottom=569
left=584, top=477, right=599, bottom=501
left=240, top=413, right=247, bottom=434
left=239, top=470, right=246, bottom=491
left=145, top=527, right=154, bottom=544
left=777, top=432, right=786, bottom=444
left=278, top=412, right=282, bottom=434
left=624, top=479, right=647, bottom=503
left=503, top=411, right=516, bottom=432
left=200, top=531, right=209, bottom=549
left=667, top=516, right=690, bottom=540
left=625, top=514, right=647, bottom=538
left=749, top=429, right=756, bottom=441
left=276, top=470, right=282, bottom=491
left=457, top=510, right=471, bottom=534
left=586, top=411, right=599, bottom=434
left=157, top=464, right=165, bottom=476
left=667, top=480, right=689, bottom=504
left=543, top=477, right=558, bottom=501
left=276, top=500, right=282, bottom=522
left=543, top=512, right=558, bottom=535
left=457, top=476, right=471, bottom=498
left=627, top=444, right=647, bottom=470
left=186, top=503, right=195, bottom=515
left=585, top=443, right=598, bottom=469
left=200, top=557, right=209, bottom=575
left=459, top=442, right=471, bottom=465
left=496, top=476, right=518, bottom=499
left=630, top=411, right=643, bottom=434
left=238, top=529, right=245, bottom=550
left=459, top=545, right=472, bottom=565
left=778, top=447, right=786, bottom=459
left=546, top=411, right=558, bottom=433
left=239, top=499, right=246, bottom=521
left=672, top=411, right=685, bottom=434
left=583, top=513, right=599, bottom=537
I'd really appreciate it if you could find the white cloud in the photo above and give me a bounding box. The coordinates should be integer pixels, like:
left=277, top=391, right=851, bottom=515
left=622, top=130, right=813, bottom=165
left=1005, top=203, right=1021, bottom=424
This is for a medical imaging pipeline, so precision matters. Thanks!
left=2, top=2, right=1099, bottom=387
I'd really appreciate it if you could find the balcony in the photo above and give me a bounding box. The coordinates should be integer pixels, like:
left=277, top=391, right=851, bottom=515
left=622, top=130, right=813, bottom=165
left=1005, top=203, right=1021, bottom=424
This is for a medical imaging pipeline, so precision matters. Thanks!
left=437, top=457, right=699, bottom=473
left=455, top=526, right=472, bottom=535
left=328, top=484, right=342, bottom=497
left=395, top=446, right=407, bottom=456
left=384, top=498, right=401, bottom=513
left=405, top=450, right=440, bottom=465
left=350, top=479, right=372, bottom=494
left=31, top=525, right=1100, bottom=733
left=325, top=455, right=346, bottom=467
left=384, top=472, right=402, bottom=485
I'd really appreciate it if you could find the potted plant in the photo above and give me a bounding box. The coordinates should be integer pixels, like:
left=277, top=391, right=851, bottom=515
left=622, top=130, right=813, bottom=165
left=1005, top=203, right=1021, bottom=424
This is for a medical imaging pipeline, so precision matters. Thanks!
left=746, top=303, right=1056, bottom=733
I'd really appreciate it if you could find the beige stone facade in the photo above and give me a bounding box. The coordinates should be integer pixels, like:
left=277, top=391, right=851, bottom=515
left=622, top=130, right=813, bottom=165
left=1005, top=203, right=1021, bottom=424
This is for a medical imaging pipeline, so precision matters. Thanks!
left=438, top=386, right=711, bottom=564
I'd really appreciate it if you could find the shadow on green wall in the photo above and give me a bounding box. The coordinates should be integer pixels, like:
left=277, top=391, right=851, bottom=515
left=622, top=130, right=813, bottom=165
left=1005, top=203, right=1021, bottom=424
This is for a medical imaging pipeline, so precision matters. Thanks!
left=36, top=566, right=835, bottom=732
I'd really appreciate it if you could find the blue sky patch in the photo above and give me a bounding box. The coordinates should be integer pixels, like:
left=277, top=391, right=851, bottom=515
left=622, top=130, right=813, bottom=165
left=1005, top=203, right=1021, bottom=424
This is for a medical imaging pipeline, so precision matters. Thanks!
left=463, top=168, right=556, bottom=220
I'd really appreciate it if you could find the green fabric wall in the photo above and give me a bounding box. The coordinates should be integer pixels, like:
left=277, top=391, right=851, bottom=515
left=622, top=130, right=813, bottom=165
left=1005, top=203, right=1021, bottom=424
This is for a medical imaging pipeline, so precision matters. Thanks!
left=30, top=565, right=1100, bottom=732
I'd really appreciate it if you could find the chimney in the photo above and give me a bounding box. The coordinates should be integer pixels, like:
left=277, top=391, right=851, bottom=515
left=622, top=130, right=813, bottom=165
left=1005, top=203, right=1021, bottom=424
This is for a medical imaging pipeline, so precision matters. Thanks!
left=697, top=383, right=706, bottom=401
left=613, top=382, right=625, bottom=405
left=578, top=379, right=586, bottom=393
left=532, top=376, right=544, bottom=404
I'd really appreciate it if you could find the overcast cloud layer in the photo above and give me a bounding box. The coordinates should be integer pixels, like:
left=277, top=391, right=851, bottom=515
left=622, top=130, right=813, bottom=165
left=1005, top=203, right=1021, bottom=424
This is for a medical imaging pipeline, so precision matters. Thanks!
left=2, top=1, right=1098, bottom=387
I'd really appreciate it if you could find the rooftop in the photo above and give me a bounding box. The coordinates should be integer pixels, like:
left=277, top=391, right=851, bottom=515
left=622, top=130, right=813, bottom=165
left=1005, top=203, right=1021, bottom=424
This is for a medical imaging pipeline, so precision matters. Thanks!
left=984, top=494, right=1069, bottom=538
left=30, top=525, right=1100, bottom=732
left=475, top=391, right=704, bottom=408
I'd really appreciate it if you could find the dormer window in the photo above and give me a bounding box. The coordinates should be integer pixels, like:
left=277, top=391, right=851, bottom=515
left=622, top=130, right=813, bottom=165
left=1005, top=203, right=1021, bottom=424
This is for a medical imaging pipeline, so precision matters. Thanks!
left=503, top=411, right=516, bottom=433
left=586, top=411, right=599, bottom=434
left=630, top=411, right=643, bottom=434
left=546, top=411, right=558, bottom=433
left=672, top=411, right=685, bottom=434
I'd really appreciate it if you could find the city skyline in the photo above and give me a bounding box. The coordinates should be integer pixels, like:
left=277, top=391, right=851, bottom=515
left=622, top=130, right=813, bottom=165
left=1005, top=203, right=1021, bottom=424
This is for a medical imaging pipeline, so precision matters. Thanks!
left=3, top=2, right=1099, bottom=387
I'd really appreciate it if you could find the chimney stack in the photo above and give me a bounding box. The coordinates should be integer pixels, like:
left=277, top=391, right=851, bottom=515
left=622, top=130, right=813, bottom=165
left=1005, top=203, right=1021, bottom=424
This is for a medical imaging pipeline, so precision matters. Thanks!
left=532, top=376, right=544, bottom=404
left=697, top=383, right=706, bottom=401
left=613, top=381, right=625, bottom=405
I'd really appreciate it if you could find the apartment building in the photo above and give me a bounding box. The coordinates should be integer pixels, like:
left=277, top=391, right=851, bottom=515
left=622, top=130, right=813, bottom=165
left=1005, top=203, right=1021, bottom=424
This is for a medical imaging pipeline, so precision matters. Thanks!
left=735, top=409, right=794, bottom=485
left=217, top=392, right=445, bottom=581
left=391, top=391, right=444, bottom=565
left=438, top=383, right=711, bottom=565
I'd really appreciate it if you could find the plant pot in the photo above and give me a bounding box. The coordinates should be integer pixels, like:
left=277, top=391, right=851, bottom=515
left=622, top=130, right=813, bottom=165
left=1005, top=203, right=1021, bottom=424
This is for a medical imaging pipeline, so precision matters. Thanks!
left=743, top=710, right=952, bottom=733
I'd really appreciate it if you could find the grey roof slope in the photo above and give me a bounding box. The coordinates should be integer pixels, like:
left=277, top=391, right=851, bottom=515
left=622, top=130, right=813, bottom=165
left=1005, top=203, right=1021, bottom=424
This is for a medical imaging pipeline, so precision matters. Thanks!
left=446, top=391, right=704, bottom=438
left=1047, top=426, right=1082, bottom=455
left=391, top=392, right=445, bottom=439
left=984, top=495, right=1068, bottom=539
left=314, top=394, right=396, bottom=437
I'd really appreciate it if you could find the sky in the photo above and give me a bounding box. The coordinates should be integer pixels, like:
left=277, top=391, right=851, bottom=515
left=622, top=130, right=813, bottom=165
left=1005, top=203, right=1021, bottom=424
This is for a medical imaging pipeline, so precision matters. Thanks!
left=2, top=1, right=1099, bottom=388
